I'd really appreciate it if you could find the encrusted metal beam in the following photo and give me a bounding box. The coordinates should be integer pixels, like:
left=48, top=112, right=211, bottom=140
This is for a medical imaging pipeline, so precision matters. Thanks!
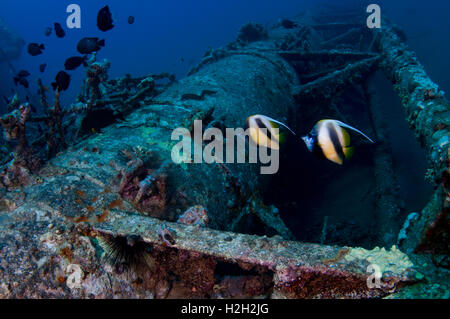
left=278, top=50, right=378, bottom=62
left=293, top=55, right=380, bottom=102
left=375, top=23, right=450, bottom=254
left=93, top=211, right=417, bottom=298
left=310, top=23, right=362, bottom=31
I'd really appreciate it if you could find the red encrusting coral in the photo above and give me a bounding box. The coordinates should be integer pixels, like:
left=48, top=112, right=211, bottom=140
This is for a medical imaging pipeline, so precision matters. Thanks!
left=177, top=205, right=209, bottom=227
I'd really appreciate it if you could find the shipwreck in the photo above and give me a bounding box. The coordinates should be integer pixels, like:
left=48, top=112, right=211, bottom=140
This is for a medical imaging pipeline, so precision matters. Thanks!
left=0, top=6, right=448, bottom=298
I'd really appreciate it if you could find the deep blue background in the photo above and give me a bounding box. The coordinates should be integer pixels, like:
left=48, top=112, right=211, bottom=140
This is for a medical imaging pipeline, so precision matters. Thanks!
left=1, top=0, right=449, bottom=107
left=0, top=0, right=314, bottom=105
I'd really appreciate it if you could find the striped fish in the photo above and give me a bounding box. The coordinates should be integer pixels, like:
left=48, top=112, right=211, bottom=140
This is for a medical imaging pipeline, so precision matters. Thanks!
left=302, top=119, right=374, bottom=165
left=246, top=114, right=296, bottom=150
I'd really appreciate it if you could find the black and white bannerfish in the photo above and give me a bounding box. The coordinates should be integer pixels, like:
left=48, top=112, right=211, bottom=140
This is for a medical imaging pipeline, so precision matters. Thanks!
left=246, top=115, right=374, bottom=165
left=302, top=119, right=374, bottom=165
left=246, top=114, right=296, bottom=150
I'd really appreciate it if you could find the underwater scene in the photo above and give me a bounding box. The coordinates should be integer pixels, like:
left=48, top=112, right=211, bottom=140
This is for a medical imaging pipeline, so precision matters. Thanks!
left=0, top=0, right=448, bottom=300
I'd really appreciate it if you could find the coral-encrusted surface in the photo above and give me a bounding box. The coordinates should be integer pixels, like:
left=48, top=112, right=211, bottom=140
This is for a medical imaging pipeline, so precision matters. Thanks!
left=0, top=204, right=417, bottom=298
left=376, top=24, right=450, bottom=256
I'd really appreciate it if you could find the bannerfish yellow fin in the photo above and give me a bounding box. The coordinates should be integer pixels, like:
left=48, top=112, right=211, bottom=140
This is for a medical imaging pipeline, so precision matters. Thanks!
left=341, top=127, right=351, bottom=147
left=278, top=131, right=287, bottom=144
left=343, top=146, right=354, bottom=160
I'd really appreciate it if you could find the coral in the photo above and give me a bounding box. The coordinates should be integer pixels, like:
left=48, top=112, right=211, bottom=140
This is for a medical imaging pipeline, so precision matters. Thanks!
left=113, top=149, right=169, bottom=217
left=0, top=103, right=41, bottom=189
left=397, top=212, right=420, bottom=244
left=46, top=90, right=67, bottom=158
left=157, top=226, right=176, bottom=246
left=0, top=103, right=31, bottom=149
left=66, top=264, right=84, bottom=290
left=344, top=246, right=414, bottom=275
left=85, top=59, right=110, bottom=103
left=177, top=205, right=209, bottom=227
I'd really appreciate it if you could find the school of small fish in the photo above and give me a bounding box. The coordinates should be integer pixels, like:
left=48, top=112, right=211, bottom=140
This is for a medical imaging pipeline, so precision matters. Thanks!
left=11, top=5, right=131, bottom=97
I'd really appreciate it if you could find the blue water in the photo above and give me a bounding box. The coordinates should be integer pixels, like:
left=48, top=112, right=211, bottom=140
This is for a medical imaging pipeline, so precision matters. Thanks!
left=1, top=0, right=449, bottom=107
left=0, top=0, right=314, bottom=106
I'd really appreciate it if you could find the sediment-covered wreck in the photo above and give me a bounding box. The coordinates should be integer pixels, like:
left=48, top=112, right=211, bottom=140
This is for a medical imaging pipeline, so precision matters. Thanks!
left=0, top=7, right=448, bottom=298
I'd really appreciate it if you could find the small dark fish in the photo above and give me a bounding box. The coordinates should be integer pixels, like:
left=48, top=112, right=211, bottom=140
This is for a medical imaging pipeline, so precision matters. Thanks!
left=181, top=57, right=185, bottom=63
left=27, top=43, right=45, bottom=56
left=2, top=96, right=10, bottom=105
left=54, top=23, right=66, bottom=38
left=281, top=19, right=297, bottom=29
left=17, top=70, right=31, bottom=78
left=14, top=77, right=29, bottom=88
left=51, top=71, right=71, bottom=91
left=39, top=63, right=47, bottom=73
left=64, top=56, right=88, bottom=70
left=45, top=27, right=52, bottom=37
left=77, top=37, right=105, bottom=54
left=97, top=6, right=114, bottom=32
left=128, top=16, right=135, bottom=24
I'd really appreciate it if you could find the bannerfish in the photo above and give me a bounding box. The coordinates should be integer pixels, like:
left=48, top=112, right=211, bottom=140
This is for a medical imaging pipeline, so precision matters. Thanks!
left=51, top=71, right=71, bottom=91
left=14, top=77, right=29, bottom=88
left=246, top=114, right=296, bottom=150
left=97, top=6, right=114, bottom=32
left=64, top=56, right=88, bottom=70
left=302, top=119, right=374, bottom=165
left=39, top=63, right=47, bottom=73
left=128, top=16, right=135, bottom=24
left=54, top=23, right=66, bottom=38
left=17, top=70, right=31, bottom=78
left=45, top=27, right=52, bottom=37
left=27, top=43, right=45, bottom=56
left=77, top=37, right=105, bottom=54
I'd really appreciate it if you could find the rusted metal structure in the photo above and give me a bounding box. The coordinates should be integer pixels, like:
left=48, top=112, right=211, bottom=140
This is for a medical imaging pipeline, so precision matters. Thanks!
left=0, top=8, right=448, bottom=298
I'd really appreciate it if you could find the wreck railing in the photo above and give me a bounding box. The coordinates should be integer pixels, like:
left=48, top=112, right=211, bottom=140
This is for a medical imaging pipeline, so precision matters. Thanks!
left=375, top=23, right=449, bottom=255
